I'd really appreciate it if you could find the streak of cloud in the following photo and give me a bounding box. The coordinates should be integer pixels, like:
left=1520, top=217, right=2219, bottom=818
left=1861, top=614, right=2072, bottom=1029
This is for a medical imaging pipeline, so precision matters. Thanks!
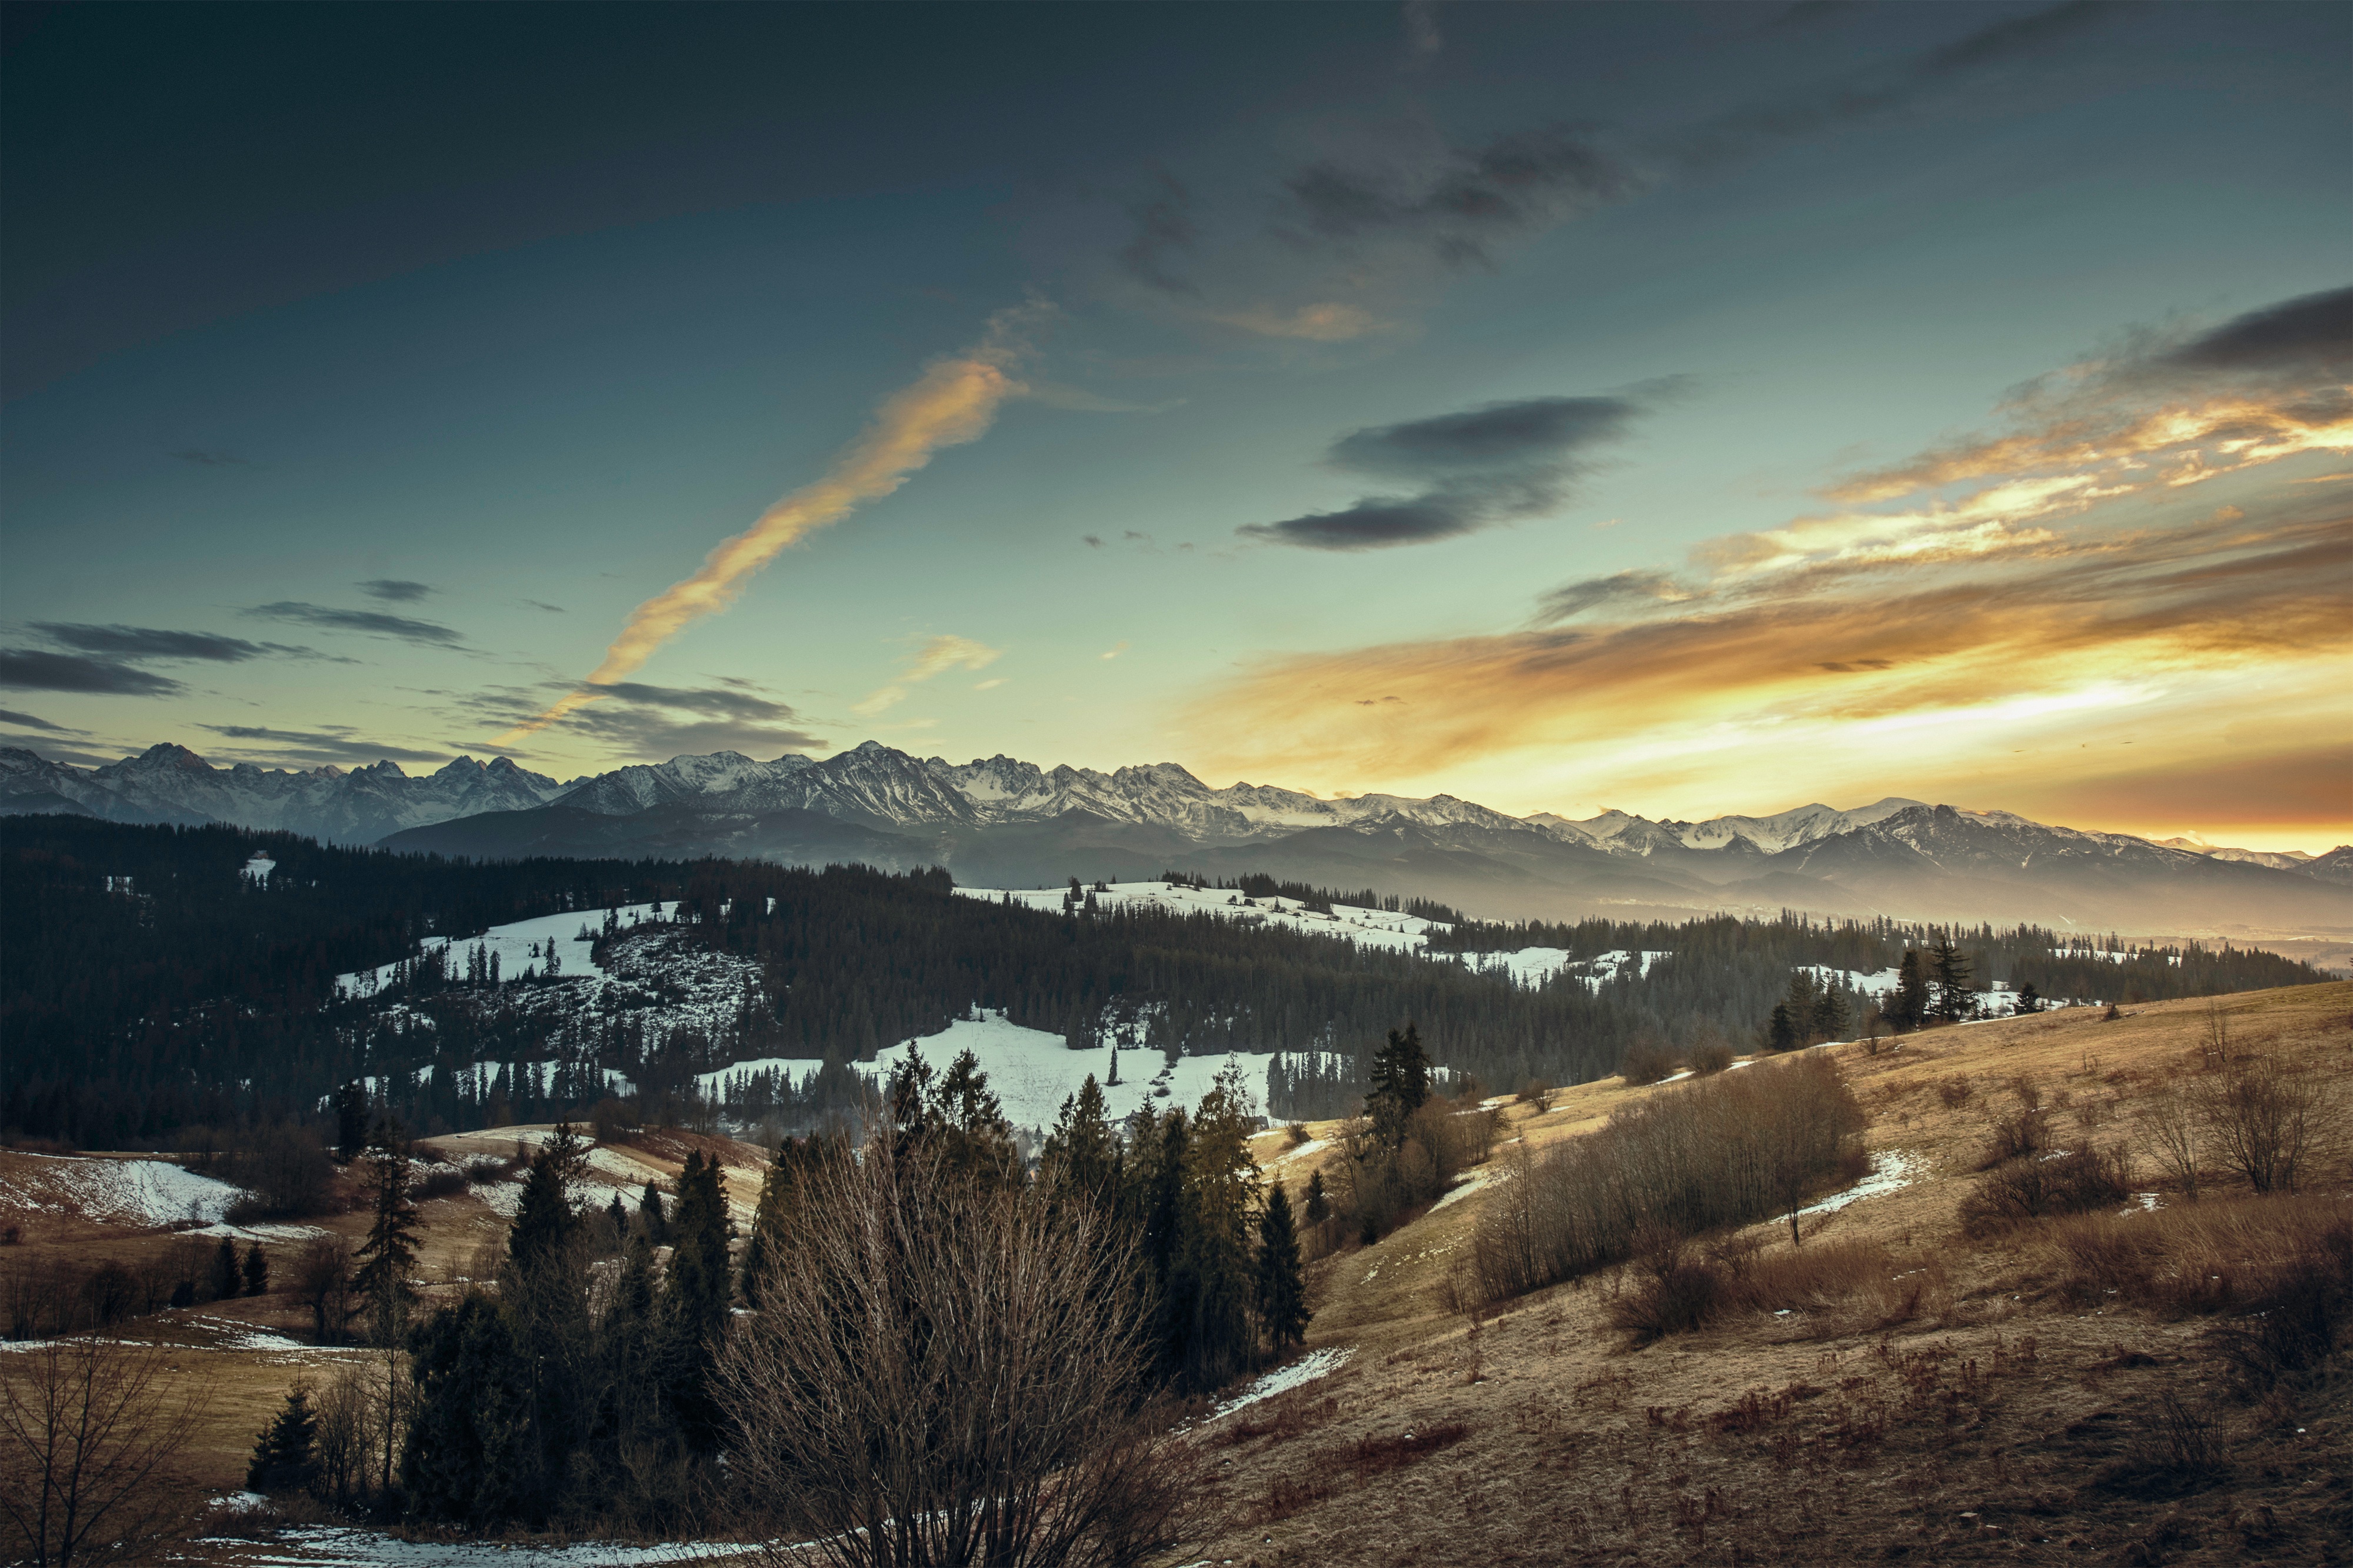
left=0, top=708, right=82, bottom=734
left=358, top=579, right=435, bottom=602
left=0, top=649, right=184, bottom=695
left=500, top=309, right=1038, bottom=746
left=854, top=635, right=1004, bottom=716
left=244, top=602, right=467, bottom=646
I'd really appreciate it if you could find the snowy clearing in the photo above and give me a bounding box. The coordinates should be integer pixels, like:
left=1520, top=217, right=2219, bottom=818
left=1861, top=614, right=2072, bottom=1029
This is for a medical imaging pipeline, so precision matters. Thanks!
left=0, top=1153, right=247, bottom=1227
left=955, top=881, right=1441, bottom=953
left=335, top=905, right=665, bottom=998
left=196, top=1526, right=761, bottom=1567
left=868, top=1012, right=1277, bottom=1130
left=1207, top=1346, right=1354, bottom=1420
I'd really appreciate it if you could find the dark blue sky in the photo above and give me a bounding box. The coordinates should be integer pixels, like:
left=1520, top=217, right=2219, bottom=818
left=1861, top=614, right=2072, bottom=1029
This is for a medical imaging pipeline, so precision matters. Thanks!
left=4, top=2, right=2347, bottom=847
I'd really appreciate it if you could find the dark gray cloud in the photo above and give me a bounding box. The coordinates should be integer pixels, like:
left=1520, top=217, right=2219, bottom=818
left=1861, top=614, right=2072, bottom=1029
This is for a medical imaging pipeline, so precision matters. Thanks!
left=201, top=724, right=448, bottom=766
left=358, top=579, right=435, bottom=603
left=1242, top=393, right=1655, bottom=551
left=2161, top=285, right=2353, bottom=375
left=244, top=602, right=466, bottom=646
left=1117, top=169, right=1199, bottom=296
left=586, top=682, right=805, bottom=722
left=0, top=650, right=185, bottom=696
left=1679, top=2, right=2122, bottom=168
left=32, top=622, right=273, bottom=662
left=0, top=708, right=82, bottom=734
left=1282, top=124, right=1639, bottom=269
left=170, top=448, right=243, bottom=466
left=1533, top=569, right=1693, bottom=623
left=1329, top=395, right=1642, bottom=476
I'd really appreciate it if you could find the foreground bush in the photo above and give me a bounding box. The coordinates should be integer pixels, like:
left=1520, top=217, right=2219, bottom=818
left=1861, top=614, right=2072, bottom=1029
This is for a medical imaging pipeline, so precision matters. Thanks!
left=1470, top=1052, right=1867, bottom=1304
left=1958, top=1147, right=2134, bottom=1236
left=719, top=1137, right=1189, bottom=1568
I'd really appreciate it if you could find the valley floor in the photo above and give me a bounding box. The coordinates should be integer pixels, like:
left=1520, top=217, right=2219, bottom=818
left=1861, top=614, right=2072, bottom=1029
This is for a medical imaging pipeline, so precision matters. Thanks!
left=5, top=984, right=2348, bottom=1564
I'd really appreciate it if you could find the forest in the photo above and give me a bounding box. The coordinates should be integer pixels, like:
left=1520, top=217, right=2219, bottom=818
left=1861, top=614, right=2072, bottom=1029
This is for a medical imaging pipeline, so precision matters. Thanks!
left=1, top=815, right=2321, bottom=1149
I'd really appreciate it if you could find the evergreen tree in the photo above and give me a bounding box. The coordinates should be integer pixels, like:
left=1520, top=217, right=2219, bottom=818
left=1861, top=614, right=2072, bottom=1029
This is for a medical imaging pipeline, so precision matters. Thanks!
left=1889, top=950, right=1929, bottom=1032
left=2013, top=980, right=2044, bottom=1015
left=1041, top=1075, right=1119, bottom=1207
left=1255, top=1182, right=1309, bottom=1352
left=211, top=1234, right=242, bottom=1301
left=1810, top=983, right=1851, bottom=1043
left=637, top=1180, right=668, bottom=1245
left=1781, top=970, right=1821, bottom=1042
left=246, top=1387, right=319, bottom=1493
left=1367, top=1023, right=1432, bottom=1145
left=935, top=1048, right=1016, bottom=1184
left=335, top=1083, right=369, bottom=1163
left=244, top=1241, right=269, bottom=1297
left=1928, top=936, right=1974, bottom=1023
left=1304, top=1168, right=1329, bottom=1226
left=740, top=1137, right=808, bottom=1307
left=1766, top=1002, right=1798, bottom=1053
left=659, top=1151, right=733, bottom=1450
left=402, top=1291, right=532, bottom=1526
left=502, top=1123, right=589, bottom=1518
left=605, top=1190, right=630, bottom=1251
left=351, top=1121, right=421, bottom=1343
left=1182, top=1064, right=1262, bottom=1387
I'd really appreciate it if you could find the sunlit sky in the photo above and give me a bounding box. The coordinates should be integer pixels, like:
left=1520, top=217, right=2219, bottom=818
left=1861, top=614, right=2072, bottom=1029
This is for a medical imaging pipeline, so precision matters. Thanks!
left=4, top=3, right=2347, bottom=850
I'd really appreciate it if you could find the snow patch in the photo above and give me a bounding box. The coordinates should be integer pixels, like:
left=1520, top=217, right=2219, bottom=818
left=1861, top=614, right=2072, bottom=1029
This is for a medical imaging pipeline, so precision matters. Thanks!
left=1208, top=1347, right=1353, bottom=1420
left=1794, top=1150, right=1918, bottom=1217
left=0, top=1153, right=248, bottom=1227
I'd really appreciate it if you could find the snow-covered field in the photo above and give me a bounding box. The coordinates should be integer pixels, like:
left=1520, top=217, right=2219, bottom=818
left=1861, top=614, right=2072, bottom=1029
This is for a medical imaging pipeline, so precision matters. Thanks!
left=0, top=1152, right=246, bottom=1227
left=336, top=905, right=666, bottom=997
left=194, top=1525, right=758, bottom=1567
left=956, top=882, right=1441, bottom=953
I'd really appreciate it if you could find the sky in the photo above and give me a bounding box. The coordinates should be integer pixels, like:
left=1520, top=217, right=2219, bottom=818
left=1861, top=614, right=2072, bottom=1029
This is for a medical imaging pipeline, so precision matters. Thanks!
left=2, top=1, right=2347, bottom=851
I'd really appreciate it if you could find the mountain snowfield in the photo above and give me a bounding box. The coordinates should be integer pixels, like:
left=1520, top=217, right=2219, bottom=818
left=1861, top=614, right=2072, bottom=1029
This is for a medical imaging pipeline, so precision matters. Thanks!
left=6, top=739, right=2348, bottom=933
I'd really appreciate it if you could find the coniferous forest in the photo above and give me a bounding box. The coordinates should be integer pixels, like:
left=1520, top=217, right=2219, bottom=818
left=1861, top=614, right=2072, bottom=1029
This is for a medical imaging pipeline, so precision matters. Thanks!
left=1, top=815, right=2319, bottom=1149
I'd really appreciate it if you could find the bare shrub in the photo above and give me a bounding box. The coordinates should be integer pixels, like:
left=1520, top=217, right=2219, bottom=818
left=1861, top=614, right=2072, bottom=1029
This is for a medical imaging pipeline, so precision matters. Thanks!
left=1725, top=1241, right=1891, bottom=1316
left=1688, top=1040, right=1734, bottom=1076
left=1608, top=1230, right=1728, bottom=1345
left=0, top=1337, right=209, bottom=1566
left=1979, top=1106, right=2051, bottom=1168
left=1469, top=1053, right=1865, bottom=1303
left=2138, top=1084, right=2202, bottom=1202
left=718, top=1137, right=1189, bottom=1568
left=411, top=1165, right=468, bottom=1201
left=1936, top=1078, right=1973, bottom=1109
left=1959, top=1147, right=2133, bottom=1235
left=1618, top=1038, right=1677, bottom=1086
left=2189, top=1053, right=2336, bottom=1194
left=2043, top=1191, right=2353, bottom=1327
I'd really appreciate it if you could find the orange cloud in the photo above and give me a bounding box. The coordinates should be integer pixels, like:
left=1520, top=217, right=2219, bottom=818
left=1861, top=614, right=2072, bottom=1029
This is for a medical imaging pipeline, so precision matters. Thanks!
left=497, top=312, right=1035, bottom=745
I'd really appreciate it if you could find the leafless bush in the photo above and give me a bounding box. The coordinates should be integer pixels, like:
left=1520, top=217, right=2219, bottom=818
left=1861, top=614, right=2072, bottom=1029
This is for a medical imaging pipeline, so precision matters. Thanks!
left=1979, top=1106, right=2052, bottom=1168
left=1936, top=1078, right=1973, bottom=1109
left=1619, top=1038, right=1677, bottom=1086
left=1688, top=1040, right=1734, bottom=1076
left=1959, top=1147, right=2133, bottom=1236
left=412, top=1165, right=468, bottom=1200
left=1608, top=1230, right=1728, bottom=1344
left=0, top=1336, right=210, bottom=1566
left=1468, top=1053, right=1866, bottom=1303
left=2189, top=1053, right=2337, bottom=1194
left=2138, top=1084, right=2202, bottom=1202
left=718, top=1138, right=1191, bottom=1568
left=2045, top=1191, right=2352, bottom=1322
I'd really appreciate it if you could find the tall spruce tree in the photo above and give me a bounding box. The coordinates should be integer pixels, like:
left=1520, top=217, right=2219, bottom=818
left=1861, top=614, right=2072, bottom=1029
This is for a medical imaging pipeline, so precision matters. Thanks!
left=637, top=1180, right=668, bottom=1245
left=247, top=1387, right=319, bottom=1494
left=1889, top=950, right=1930, bottom=1032
left=402, top=1290, right=533, bottom=1526
left=1255, top=1182, right=1309, bottom=1353
left=1929, top=936, right=1975, bottom=1023
left=1304, top=1168, right=1329, bottom=1226
left=351, top=1121, right=421, bottom=1343
left=502, top=1123, right=589, bottom=1516
left=659, top=1151, right=732, bottom=1450
left=739, top=1137, right=808, bottom=1307
left=211, top=1235, right=242, bottom=1301
left=244, top=1241, right=269, bottom=1297
left=1367, top=1023, right=1432, bottom=1146
left=1182, top=1064, right=1262, bottom=1387
left=1041, top=1075, right=1119, bottom=1207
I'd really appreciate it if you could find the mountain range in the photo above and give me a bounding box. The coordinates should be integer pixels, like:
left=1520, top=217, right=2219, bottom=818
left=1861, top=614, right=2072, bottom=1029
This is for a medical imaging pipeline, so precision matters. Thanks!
left=5, top=740, right=2347, bottom=936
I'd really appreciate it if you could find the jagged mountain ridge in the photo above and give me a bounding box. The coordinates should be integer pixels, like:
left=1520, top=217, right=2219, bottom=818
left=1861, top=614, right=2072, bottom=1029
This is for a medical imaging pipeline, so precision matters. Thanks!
left=6, top=740, right=2347, bottom=935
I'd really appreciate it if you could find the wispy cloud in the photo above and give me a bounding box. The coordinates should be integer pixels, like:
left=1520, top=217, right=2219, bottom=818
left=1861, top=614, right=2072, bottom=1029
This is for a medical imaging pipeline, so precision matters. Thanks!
left=199, top=725, right=449, bottom=767
left=855, top=635, right=1004, bottom=715
left=0, top=708, right=83, bottom=734
left=0, top=650, right=184, bottom=696
left=358, top=579, right=435, bottom=603
left=500, top=305, right=1043, bottom=745
left=31, top=623, right=292, bottom=662
left=244, top=602, right=467, bottom=646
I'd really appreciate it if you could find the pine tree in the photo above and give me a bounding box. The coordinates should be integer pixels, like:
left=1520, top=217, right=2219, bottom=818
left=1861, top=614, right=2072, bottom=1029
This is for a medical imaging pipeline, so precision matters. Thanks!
left=637, top=1180, right=668, bottom=1245
left=246, top=1386, right=320, bottom=1493
left=1304, top=1168, right=1329, bottom=1225
left=740, top=1138, right=807, bottom=1307
left=244, top=1241, right=269, bottom=1297
left=1368, top=1023, right=1432, bottom=1146
left=335, top=1083, right=369, bottom=1163
left=1781, top=970, right=1821, bottom=1042
left=659, top=1151, right=732, bottom=1450
left=502, top=1124, right=589, bottom=1518
left=605, top=1190, right=630, bottom=1251
left=1810, top=983, right=1851, bottom=1043
left=1929, top=937, right=1974, bottom=1023
left=1766, top=1003, right=1798, bottom=1053
left=351, top=1121, right=421, bottom=1343
left=402, top=1290, right=532, bottom=1525
left=1255, top=1182, right=1309, bottom=1353
left=1889, top=950, right=1929, bottom=1032
left=2013, top=980, right=2044, bottom=1015
left=1182, top=1064, right=1262, bottom=1387
left=935, top=1048, right=1015, bottom=1184
left=211, top=1234, right=242, bottom=1301
left=1041, top=1075, right=1119, bottom=1206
